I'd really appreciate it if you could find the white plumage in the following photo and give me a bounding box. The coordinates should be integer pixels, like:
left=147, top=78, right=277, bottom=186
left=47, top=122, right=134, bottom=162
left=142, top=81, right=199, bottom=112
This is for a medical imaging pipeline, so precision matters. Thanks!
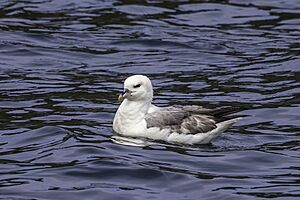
left=113, top=75, right=241, bottom=145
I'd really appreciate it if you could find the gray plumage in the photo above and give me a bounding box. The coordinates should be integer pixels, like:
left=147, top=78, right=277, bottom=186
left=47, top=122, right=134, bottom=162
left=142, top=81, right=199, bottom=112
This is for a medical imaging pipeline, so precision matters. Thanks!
left=145, top=105, right=238, bottom=134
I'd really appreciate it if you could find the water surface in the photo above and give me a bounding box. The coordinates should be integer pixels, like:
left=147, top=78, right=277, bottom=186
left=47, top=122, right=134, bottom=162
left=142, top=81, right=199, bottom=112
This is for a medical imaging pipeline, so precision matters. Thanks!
left=0, top=0, right=300, bottom=199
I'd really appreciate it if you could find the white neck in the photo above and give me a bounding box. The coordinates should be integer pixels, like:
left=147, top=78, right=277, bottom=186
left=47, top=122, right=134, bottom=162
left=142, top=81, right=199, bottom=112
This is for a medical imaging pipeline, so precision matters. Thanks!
left=113, top=99, right=151, bottom=135
left=119, top=99, right=150, bottom=120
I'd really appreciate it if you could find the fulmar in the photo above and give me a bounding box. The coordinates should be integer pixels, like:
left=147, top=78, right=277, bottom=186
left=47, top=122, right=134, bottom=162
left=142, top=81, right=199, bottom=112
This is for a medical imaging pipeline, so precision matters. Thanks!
left=113, top=75, right=241, bottom=145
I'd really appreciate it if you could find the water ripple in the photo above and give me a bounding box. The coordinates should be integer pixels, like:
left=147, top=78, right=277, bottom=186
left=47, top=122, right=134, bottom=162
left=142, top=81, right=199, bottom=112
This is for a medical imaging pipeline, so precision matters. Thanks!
left=0, top=0, right=300, bottom=199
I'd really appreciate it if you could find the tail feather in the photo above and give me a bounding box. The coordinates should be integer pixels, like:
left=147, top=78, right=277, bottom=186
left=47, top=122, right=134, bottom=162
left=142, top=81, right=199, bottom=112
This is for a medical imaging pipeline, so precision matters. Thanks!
left=183, top=105, right=243, bottom=123
left=216, top=117, right=242, bottom=133
left=192, top=117, right=242, bottom=144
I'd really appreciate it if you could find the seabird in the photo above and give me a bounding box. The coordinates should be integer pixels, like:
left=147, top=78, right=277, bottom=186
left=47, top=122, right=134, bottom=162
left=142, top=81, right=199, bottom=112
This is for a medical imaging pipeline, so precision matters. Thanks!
left=113, top=75, right=241, bottom=145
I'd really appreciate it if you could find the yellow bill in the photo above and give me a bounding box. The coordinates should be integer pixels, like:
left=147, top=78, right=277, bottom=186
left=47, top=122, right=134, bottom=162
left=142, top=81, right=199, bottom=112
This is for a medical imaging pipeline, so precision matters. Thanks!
left=118, top=94, right=124, bottom=102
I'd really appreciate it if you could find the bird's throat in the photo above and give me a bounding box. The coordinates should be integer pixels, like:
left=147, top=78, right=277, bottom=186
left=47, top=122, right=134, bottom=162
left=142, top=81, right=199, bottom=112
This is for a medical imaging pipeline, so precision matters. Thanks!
left=118, top=99, right=150, bottom=120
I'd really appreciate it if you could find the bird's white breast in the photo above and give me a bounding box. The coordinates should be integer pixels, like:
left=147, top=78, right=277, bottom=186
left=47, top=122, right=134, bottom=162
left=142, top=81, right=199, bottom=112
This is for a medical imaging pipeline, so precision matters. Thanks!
left=113, top=99, right=149, bottom=137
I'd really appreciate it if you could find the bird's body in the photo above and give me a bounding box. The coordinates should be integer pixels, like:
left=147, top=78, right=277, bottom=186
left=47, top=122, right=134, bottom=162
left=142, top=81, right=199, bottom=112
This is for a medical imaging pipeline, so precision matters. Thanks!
left=113, top=75, right=241, bottom=145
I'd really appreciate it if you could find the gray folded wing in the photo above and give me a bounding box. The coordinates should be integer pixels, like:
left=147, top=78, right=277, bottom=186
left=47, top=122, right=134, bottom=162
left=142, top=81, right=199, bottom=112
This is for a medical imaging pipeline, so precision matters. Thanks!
left=145, top=106, right=218, bottom=134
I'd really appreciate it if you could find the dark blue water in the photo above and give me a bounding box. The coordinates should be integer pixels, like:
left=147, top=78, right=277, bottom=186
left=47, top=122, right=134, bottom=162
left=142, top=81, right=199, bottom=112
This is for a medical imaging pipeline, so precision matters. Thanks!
left=1, top=0, right=300, bottom=199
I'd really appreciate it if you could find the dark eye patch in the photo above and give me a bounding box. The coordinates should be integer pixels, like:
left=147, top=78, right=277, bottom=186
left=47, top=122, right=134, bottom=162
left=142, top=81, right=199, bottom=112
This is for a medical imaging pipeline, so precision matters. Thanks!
left=133, top=83, right=141, bottom=88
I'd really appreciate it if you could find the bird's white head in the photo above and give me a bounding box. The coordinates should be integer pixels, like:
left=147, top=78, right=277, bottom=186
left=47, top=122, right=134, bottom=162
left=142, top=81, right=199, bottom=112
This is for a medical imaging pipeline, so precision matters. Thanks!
left=121, top=75, right=153, bottom=102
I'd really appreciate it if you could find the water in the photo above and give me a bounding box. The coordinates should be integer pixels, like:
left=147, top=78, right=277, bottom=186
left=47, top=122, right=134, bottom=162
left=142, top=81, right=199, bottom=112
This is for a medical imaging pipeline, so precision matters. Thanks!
left=0, top=0, right=300, bottom=199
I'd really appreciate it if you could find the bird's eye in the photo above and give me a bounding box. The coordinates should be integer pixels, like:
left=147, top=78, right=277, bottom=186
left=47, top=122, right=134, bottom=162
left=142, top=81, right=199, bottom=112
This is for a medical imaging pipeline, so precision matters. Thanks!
left=133, top=84, right=141, bottom=88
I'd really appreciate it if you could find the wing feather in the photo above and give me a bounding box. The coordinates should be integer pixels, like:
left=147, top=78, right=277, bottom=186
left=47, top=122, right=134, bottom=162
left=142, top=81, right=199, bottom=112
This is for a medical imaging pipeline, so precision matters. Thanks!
left=145, top=107, right=188, bottom=128
left=145, top=106, right=219, bottom=134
